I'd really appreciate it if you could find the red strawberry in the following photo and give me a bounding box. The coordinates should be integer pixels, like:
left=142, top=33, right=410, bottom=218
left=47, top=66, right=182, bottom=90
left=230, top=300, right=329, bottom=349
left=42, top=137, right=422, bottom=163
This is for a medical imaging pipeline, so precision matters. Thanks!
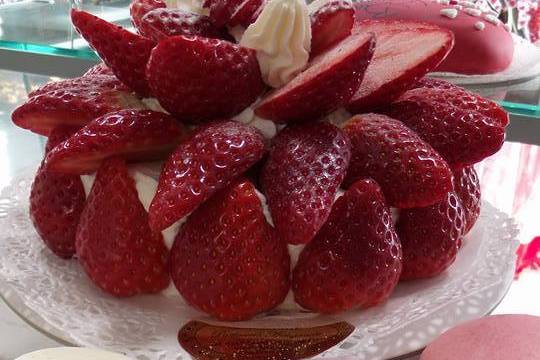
left=255, top=32, right=375, bottom=123
left=146, top=35, right=265, bottom=123
left=149, top=121, right=265, bottom=231
left=71, top=9, right=156, bottom=96
left=130, top=0, right=166, bottom=33
left=229, top=0, right=265, bottom=27
left=529, top=5, right=540, bottom=44
left=30, top=126, right=85, bottom=259
left=452, top=166, right=481, bottom=234
left=310, top=0, right=355, bottom=58
left=397, top=191, right=465, bottom=280
left=45, top=109, right=187, bottom=174
left=292, top=179, right=402, bottom=313
left=170, top=179, right=290, bottom=321
left=346, top=20, right=454, bottom=113
left=203, top=0, right=243, bottom=27
left=261, top=122, right=351, bottom=245
left=139, top=9, right=225, bottom=41
left=76, top=157, right=169, bottom=297
left=13, top=75, right=143, bottom=136
left=386, top=87, right=506, bottom=167
left=343, top=114, right=453, bottom=208
left=83, top=62, right=114, bottom=77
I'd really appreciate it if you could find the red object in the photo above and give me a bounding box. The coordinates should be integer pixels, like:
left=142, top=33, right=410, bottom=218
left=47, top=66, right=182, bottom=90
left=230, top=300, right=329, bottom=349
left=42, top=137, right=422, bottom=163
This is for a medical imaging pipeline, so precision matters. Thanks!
left=261, top=122, right=351, bottom=245
left=343, top=114, right=453, bottom=208
left=255, top=32, right=375, bottom=123
left=130, top=0, right=166, bottom=33
left=76, top=157, right=169, bottom=297
left=146, top=35, right=265, bottom=123
left=452, top=166, right=481, bottom=234
left=149, top=121, right=265, bottom=231
left=292, top=179, right=402, bottom=313
left=204, top=0, right=244, bottom=27
left=228, top=0, right=266, bottom=27
left=170, top=179, right=290, bottom=321
left=530, top=6, right=540, bottom=43
left=310, top=0, right=355, bottom=58
left=516, top=237, right=540, bottom=278
left=83, top=62, right=114, bottom=77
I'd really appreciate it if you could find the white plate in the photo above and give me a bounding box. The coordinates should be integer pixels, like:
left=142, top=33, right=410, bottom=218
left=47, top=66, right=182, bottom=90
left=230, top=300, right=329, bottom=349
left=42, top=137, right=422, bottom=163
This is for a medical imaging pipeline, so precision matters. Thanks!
left=0, top=168, right=519, bottom=360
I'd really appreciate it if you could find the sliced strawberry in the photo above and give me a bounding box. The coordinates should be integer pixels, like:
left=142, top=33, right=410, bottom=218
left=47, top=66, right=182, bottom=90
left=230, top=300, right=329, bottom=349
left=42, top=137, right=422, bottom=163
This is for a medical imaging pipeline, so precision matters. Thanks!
left=130, top=0, right=166, bottom=33
left=204, top=0, right=244, bottom=27
left=261, top=122, right=351, bottom=245
left=255, top=32, right=375, bottom=123
left=71, top=9, right=156, bottom=96
left=76, top=157, right=169, bottom=297
left=170, top=179, right=290, bottom=321
left=343, top=114, right=453, bottom=208
left=149, top=121, right=265, bottom=231
left=346, top=20, right=454, bottom=113
left=45, top=109, right=187, bottom=175
left=30, top=126, right=85, bottom=259
left=397, top=191, right=465, bottom=280
left=452, top=166, right=481, bottom=234
left=310, top=0, right=355, bottom=58
left=293, top=179, right=402, bottom=313
left=229, top=0, right=265, bottom=27
left=13, top=75, right=144, bottom=136
left=414, top=77, right=509, bottom=127
left=147, top=35, right=265, bottom=123
left=139, top=8, right=225, bottom=41
left=83, top=62, right=114, bottom=77
left=385, top=87, right=506, bottom=167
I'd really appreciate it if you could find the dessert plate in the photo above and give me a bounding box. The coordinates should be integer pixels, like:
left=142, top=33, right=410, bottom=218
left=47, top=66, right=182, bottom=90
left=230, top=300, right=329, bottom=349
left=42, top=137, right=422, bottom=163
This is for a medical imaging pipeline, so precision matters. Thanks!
left=0, top=168, right=519, bottom=360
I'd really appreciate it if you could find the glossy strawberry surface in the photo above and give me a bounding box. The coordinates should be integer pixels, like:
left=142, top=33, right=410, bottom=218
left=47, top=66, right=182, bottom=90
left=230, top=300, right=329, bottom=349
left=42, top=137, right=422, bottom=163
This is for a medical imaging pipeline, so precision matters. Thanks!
left=310, top=0, right=354, bottom=58
left=453, top=166, right=481, bottom=234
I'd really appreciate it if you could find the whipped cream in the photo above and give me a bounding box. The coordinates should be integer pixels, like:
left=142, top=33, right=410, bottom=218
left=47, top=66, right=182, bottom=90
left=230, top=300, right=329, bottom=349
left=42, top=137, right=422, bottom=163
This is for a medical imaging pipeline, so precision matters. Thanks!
left=15, top=347, right=130, bottom=360
left=164, top=0, right=208, bottom=15
left=240, top=0, right=311, bottom=88
left=233, top=106, right=278, bottom=139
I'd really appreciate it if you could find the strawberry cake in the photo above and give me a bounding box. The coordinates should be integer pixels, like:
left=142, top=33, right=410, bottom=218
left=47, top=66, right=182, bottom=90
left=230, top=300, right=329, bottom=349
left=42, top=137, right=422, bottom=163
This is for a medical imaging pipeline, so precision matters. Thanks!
left=12, top=0, right=507, bottom=336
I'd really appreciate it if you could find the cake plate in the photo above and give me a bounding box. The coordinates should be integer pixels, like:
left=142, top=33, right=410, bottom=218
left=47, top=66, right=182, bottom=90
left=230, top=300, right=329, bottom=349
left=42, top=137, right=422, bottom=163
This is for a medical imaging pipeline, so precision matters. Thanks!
left=0, top=168, right=519, bottom=360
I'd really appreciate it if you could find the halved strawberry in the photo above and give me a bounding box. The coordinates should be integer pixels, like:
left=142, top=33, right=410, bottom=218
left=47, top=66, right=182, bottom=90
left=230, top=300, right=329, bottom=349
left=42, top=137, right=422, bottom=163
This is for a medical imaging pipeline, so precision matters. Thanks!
left=76, top=157, right=169, bottom=297
left=343, top=114, right=453, bottom=208
left=310, top=0, right=354, bottom=58
left=170, top=178, right=290, bottom=321
left=45, top=109, right=187, bottom=174
left=203, top=0, right=243, bottom=27
left=397, top=191, right=465, bottom=280
left=130, top=0, right=166, bottom=33
left=293, top=179, right=402, bottom=313
left=71, top=9, right=156, bottom=96
left=139, top=8, right=225, bottom=41
left=452, top=166, right=481, bottom=234
left=229, top=0, right=265, bottom=27
left=83, top=62, right=114, bottom=77
left=146, top=35, right=265, bottom=123
left=385, top=87, right=506, bottom=167
left=30, top=126, right=85, bottom=259
left=346, top=20, right=454, bottom=113
left=255, top=32, right=375, bottom=123
left=149, top=121, right=265, bottom=231
left=261, top=122, right=351, bottom=245
left=13, top=75, right=144, bottom=136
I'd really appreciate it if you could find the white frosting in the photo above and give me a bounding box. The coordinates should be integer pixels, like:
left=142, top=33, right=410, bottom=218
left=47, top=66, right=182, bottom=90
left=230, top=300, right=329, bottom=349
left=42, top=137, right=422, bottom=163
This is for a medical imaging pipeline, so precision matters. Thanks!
left=233, top=106, right=278, bottom=139
left=440, top=8, right=459, bottom=19
left=141, top=98, right=168, bottom=113
left=464, top=8, right=482, bottom=17
left=485, top=14, right=500, bottom=25
left=164, top=0, right=208, bottom=15
left=255, top=189, right=274, bottom=226
left=15, top=347, right=130, bottom=360
left=474, top=21, right=486, bottom=31
left=228, top=25, right=246, bottom=43
left=240, top=0, right=311, bottom=88
left=325, top=108, right=352, bottom=127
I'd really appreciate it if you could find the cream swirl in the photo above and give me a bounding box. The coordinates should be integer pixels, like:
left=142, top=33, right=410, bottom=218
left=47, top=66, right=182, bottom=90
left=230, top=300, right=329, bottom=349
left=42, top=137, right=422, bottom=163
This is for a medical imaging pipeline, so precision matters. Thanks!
left=164, top=0, right=208, bottom=15
left=240, top=0, right=311, bottom=88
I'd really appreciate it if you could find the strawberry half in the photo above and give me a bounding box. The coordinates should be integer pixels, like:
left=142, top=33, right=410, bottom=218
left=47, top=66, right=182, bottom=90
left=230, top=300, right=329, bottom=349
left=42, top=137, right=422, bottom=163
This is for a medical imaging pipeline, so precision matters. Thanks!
left=255, top=32, right=375, bottom=123
left=229, top=0, right=265, bottom=27
left=71, top=9, right=156, bottom=96
left=386, top=87, right=506, bottom=167
left=83, top=62, right=114, bottom=77
left=261, top=122, right=351, bottom=245
left=130, top=0, right=166, bottom=31
left=397, top=191, right=465, bottom=280
left=139, top=8, right=225, bottom=41
left=76, top=157, right=169, bottom=297
left=13, top=75, right=143, bottom=136
left=310, top=0, right=355, bottom=58
left=343, top=114, right=453, bottom=208
left=149, top=121, right=265, bottom=231
left=453, top=166, right=481, bottom=234
left=293, top=179, right=402, bottom=313
left=146, top=35, right=265, bottom=123
left=170, top=179, right=290, bottom=321
left=30, top=126, right=85, bottom=259
left=346, top=20, right=454, bottom=113
left=45, top=109, right=187, bottom=175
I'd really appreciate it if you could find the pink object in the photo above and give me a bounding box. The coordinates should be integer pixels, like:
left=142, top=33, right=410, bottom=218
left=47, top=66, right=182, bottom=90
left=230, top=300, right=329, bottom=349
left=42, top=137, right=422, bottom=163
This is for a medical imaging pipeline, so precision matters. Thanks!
left=421, top=315, right=540, bottom=360
left=354, top=0, right=514, bottom=74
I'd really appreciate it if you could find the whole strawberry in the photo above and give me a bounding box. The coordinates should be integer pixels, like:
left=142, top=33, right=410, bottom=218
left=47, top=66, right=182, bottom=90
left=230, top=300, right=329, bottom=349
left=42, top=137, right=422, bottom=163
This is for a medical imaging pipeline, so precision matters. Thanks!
left=397, top=191, right=466, bottom=280
left=261, top=122, right=351, bottom=245
left=293, top=179, right=402, bottom=313
left=76, top=157, right=169, bottom=297
left=453, top=166, right=481, bottom=234
left=30, top=126, right=85, bottom=259
left=343, top=114, right=453, bottom=208
left=170, top=179, right=290, bottom=321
